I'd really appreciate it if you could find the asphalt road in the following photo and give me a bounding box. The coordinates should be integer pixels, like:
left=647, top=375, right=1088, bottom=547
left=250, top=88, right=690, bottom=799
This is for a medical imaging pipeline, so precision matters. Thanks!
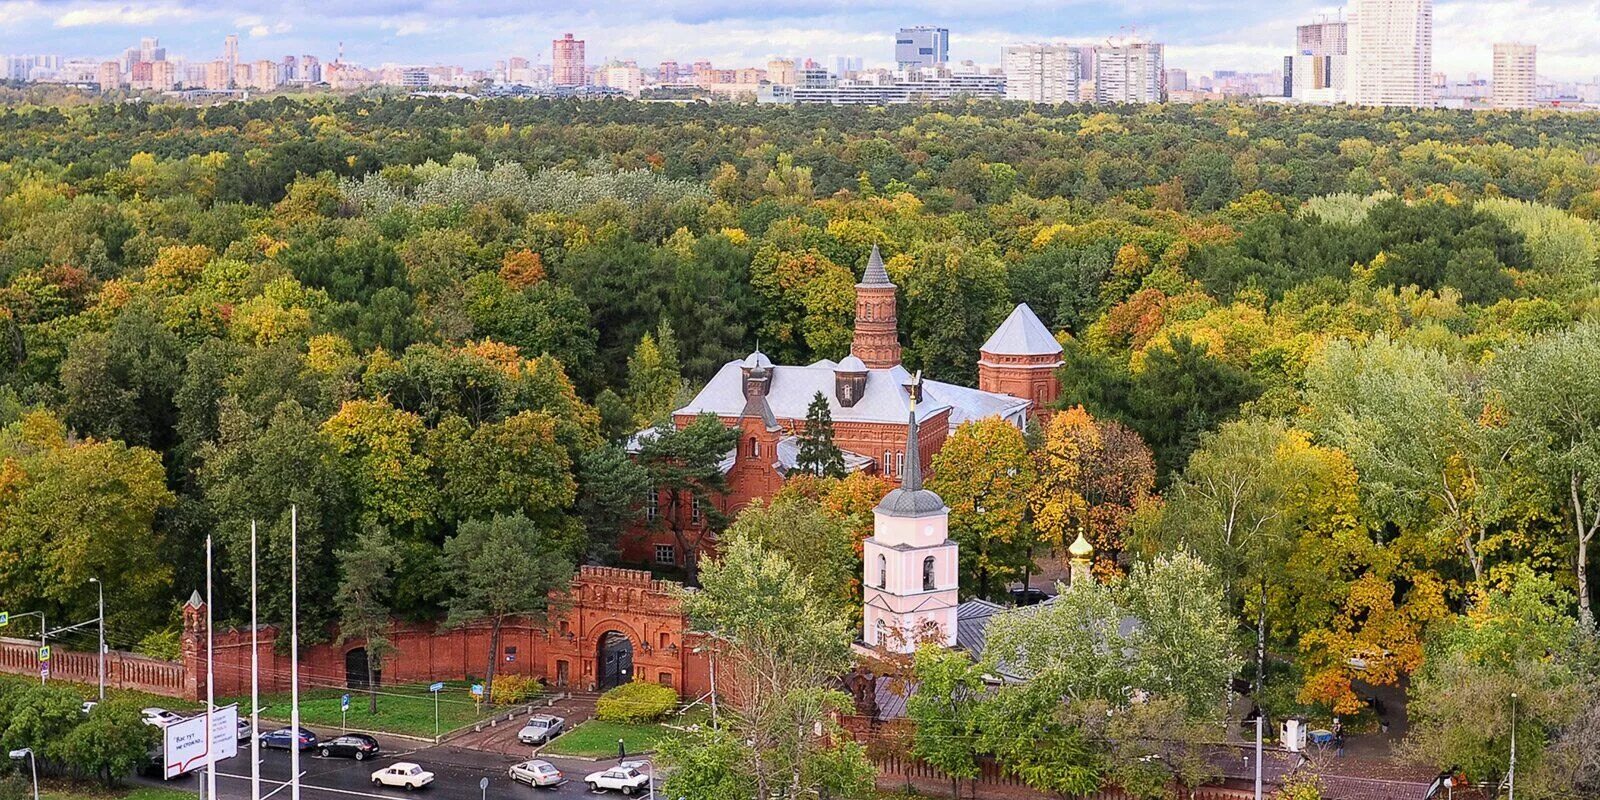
left=142, top=736, right=660, bottom=800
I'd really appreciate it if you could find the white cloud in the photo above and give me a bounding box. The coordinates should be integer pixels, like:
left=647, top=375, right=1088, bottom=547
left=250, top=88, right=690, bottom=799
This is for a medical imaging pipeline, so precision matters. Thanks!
left=54, top=3, right=191, bottom=28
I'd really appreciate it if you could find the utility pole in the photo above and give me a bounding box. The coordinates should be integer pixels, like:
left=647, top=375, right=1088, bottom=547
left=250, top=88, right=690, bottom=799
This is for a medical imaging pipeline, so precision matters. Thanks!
left=251, top=520, right=261, bottom=800
left=206, top=536, right=217, bottom=800
left=290, top=505, right=301, bottom=800
left=1508, top=692, right=1518, bottom=800
left=1253, top=714, right=1263, bottom=800
left=90, top=578, right=104, bottom=702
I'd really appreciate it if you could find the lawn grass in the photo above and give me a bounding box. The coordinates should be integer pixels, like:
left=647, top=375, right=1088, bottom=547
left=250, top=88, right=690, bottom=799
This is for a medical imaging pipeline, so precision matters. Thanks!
left=539, top=719, right=672, bottom=758
left=228, top=682, right=501, bottom=739
left=40, top=786, right=194, bottom=800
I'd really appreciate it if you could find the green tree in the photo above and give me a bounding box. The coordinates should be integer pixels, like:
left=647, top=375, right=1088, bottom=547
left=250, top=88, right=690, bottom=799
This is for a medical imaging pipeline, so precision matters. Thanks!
left=58, top=305, right=184, bottom=450
left=794, top=391, right=845, bottom=478
left=928, top=417, right=1035, bottom=600
left=60, top=700, right=156, bottom=787
left=636, top=414, right=738, bottom=583
left=907, top=645, right=988, bottom=799
left=335, top=525, right=401, bottom=715
left=680, top=535, right=868, bottom=800
left=575, top=444, right=651, bottom=563
left=442, top=513, right=573, bottom=697
left=624, top=322, right=682, bottom=427
left=725, top=496, right=858, bottom=618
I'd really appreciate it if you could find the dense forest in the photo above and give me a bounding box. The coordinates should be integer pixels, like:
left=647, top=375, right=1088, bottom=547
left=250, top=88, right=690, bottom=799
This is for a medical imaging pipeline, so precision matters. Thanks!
left=0, top=97, right=1598, bottom=794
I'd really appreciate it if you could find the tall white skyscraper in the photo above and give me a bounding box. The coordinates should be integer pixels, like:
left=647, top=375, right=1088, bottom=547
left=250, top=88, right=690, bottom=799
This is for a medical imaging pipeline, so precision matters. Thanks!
left=1003, top=44, right=1080, bottom=104
left=1348, top=0, right=1433, bottom=107
left=1094, top=40, right=1164, bottom=104
left=1290, top=18, right=1349, bottom=103
left=1492, top=43, right=1536, bottom=110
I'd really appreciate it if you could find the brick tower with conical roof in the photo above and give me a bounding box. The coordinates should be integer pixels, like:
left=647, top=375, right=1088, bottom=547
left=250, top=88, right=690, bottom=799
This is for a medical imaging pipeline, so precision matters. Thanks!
left=851, top=245, right=901, bottom=369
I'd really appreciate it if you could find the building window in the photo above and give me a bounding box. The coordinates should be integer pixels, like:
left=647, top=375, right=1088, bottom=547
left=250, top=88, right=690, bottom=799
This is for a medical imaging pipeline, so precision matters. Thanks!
left=898, top=451, right=905, bottom=476
left=883, top=450, right=893, bottom=477
left=878, top=554, right=887, bottom=589
left=750, top=437, right=761, bottom=458
left=646, top=490, right=659, bottom=522
left=874, top=619, right=887, bottom=643
left=658, top=672, right=674, bottom=687
left=656, top=544, right=676, bottom=565
left=923, top=556, right=936, bottom=591
left=691, top=496, right=702, bottom=523
left=658, top=633, right=670, bottom=649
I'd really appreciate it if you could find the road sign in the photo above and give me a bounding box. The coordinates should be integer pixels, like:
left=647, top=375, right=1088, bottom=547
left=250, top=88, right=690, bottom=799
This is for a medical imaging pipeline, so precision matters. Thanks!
left=341, top=694, right=350, bottom=711
left=0, top=612, right=9, bottom=627
left=163, top=705, right=239, bottom=780
left=37, top=646, right=49, bottom=662
left=479, top=778, right=489, bottom=791
left=428, top=682, right=445, bottom=693
left=470, top=684, right=484, bottom=697
left=39, top=662, right=48, bottom=679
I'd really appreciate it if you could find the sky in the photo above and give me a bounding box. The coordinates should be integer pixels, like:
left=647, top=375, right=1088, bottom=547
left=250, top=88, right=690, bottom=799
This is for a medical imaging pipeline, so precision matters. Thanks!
left=0, top=0, right=1596, bottom=81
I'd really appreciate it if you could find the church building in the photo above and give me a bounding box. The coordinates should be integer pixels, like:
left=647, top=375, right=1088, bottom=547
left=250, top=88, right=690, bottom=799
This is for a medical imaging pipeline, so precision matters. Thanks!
left=622, top=245, right=1062, bottom=570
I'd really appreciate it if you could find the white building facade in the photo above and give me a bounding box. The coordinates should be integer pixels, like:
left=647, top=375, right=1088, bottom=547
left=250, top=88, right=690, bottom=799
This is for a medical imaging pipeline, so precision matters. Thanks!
left=1094, top=41, right=1164, bottom=104
left=1348, top=0, right=1433, bottom=107
left=1003, top=44, right=1081, bottom=104
left=1492, top=43, right=1536, bottom=110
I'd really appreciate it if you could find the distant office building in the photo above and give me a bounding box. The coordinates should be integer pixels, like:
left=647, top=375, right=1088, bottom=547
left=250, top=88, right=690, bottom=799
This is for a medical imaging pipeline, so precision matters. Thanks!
left=1492, top=42, right=1536, bottom=110
left=762, top=68, right=1004, bottom=105
left=552, top=33, right=585, bottom=86
left=767, top=59, right=796, bottom=86
left=1348, top=0, right=1433, bottom=107
left=1290, top=18, right=1349, bottom=103
left=1094, top=40, right=1164, bottom=104
left=1002, top=44, right=1080, bottom=104
left=300, top=56, right=321, bottom=83
left=1165, top=68, right=1189, bottom=92
left=399, top=68, right=430, bottom=88
left=140, top=37, right=165, bottom=64
left=224, top=34, right=239, bottom=83
left=896, top=26, right=949, bottom=70
left=96, top=61, right=120, bottom=91
left=833, top=56, right=864, bottom=78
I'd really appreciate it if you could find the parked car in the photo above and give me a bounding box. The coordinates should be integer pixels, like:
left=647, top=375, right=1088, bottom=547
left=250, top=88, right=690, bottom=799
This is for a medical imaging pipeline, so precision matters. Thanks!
left=260, top=726, right=320, bottom=751
left=142, top=707, right=184, bottom=727
left=321, top=734, right=381, bottom=761
left=371, top=762, right=434, bottom=790
left=516, top=714, right=565, bottom=745
left=80, top=701, right=98, bottom=716
left=508, top=759, right=564, bottom=787
left=1007, top=586, right=1051, bottom=606
left=583, top=765, right=650, bottom=795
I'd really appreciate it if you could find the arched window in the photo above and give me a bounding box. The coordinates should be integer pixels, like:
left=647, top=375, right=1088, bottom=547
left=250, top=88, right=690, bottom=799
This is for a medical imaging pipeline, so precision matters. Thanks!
left=877, top=554, right=887, bottom=589
left=874, top=619, right=886, bottom=643
left=922, top=556, right=936, bottom=591
left=749, top=437, right=760, bottom=458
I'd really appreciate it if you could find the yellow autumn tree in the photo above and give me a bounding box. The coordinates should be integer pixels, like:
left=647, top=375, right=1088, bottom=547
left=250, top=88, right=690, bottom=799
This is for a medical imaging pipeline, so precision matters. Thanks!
left=928, top=417, right=1035, bottom=600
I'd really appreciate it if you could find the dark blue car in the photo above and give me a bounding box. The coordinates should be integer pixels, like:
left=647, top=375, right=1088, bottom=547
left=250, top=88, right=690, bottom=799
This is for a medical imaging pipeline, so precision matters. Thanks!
left=260, top=727, right=319, bottom=751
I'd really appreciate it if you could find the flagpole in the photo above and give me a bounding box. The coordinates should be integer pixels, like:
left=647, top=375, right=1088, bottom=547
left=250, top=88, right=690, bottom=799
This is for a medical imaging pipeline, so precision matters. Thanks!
left=290, top=505, right=301, bottom=800
left=251, top=520, right=260, bottom=800
left=206, top=535, right=217, bottom=800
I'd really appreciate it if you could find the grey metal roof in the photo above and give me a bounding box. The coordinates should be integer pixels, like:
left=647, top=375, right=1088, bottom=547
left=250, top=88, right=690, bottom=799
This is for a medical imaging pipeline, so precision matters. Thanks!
left=980, top=303, right=1063, bottom=357
left=859, top=244, right=892, bottom=287
left=955, top=599, right=1007, bottom=654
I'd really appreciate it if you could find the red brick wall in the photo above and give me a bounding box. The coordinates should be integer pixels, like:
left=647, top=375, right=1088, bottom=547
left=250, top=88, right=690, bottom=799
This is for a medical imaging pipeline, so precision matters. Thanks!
left=183, top=566, right=710, bottom=702
left=0, top=636, right=185, bottom=695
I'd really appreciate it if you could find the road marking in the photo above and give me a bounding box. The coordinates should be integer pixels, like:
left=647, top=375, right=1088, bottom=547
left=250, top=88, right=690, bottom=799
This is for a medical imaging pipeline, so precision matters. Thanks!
left=215, top=769, right=406, bottom=800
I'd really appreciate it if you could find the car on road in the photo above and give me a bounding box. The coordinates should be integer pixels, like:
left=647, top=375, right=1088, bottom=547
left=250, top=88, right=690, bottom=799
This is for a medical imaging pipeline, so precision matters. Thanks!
left=141, top=707, right=184, bottom=727
left=508, top=759, right=564, bottom=787
left=320, top=733, right=381, bottom=761
left=371, top=762, right=434, bottom=790
left=260, top=726, right=320, bottom=751
left=583, top=765, right=650, bottom=795
left=516, top=714, right=565, bottom=745
left=80, top=701, right=98, bottom=716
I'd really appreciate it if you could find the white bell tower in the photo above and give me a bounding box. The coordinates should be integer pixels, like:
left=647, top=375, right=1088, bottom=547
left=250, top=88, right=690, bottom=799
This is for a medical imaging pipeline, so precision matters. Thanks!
left=862, top=373, right=959, bottom=652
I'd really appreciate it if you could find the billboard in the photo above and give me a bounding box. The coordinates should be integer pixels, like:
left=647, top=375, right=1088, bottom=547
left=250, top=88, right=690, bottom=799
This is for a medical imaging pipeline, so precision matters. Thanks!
left=163, top=704, right=239, bottom=780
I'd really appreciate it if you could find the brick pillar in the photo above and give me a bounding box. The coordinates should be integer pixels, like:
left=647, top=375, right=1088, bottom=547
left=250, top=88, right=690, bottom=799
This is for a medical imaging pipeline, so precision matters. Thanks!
left=181, top=591, right=206, bottom=701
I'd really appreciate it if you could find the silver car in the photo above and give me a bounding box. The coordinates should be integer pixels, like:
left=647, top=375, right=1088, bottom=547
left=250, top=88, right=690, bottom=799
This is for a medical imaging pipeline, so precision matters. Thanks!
left=516, top=714, right=565, bottom=745
left=508, top=759, right=564, bottom=787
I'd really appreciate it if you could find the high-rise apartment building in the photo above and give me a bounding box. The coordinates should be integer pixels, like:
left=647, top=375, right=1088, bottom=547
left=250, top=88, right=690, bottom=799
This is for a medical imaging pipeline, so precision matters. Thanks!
left=224, top=34, right=239, bottom=84
left=150, top=60, right=176, bottom=91
left=1094, top=40, right=1164, bottom=104
left=895, top=26, right=949, bottom=70
left=1290, top=18, right=1349, bottom=103
left=1492, top=42, right=1536, bottom=110
left=658, top=61, right=679, bottom=83
left=96, top=61, right=120, bottom=92
left=1002, top=44, right=1080, bottom=104
left=1348, top=0, right=1433, bottom=107
left=1165, top=68, right=1189, bottom=92
left=204, top=59, right=231, bottom=90
left=140, top=37, right=164, bottom=64
left=552, top=33, right=585, bottom=86
left=767, top=59, right=796, bottom=86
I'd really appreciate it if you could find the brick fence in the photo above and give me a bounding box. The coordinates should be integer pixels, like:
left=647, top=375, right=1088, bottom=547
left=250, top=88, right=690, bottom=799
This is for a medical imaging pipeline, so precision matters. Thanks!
left=0, top=636, right=185, bottom=695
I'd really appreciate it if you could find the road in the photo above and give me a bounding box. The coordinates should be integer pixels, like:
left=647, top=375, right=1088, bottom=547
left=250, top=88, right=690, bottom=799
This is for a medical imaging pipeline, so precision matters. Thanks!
left=141, top=736, right=661, bottom=800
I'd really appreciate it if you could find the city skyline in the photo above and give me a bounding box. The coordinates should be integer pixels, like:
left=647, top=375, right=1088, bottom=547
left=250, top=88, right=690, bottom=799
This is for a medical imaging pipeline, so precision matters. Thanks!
left=0, top=0, right=1592, bottom=81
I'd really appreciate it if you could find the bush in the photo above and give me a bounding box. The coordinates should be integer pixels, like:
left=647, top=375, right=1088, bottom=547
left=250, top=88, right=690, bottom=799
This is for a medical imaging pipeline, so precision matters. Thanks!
left=595, top=681, right=677, bottom=723
left=135, top=629, right=181, bottom=661
left=490, top=674, right=538, bottom=706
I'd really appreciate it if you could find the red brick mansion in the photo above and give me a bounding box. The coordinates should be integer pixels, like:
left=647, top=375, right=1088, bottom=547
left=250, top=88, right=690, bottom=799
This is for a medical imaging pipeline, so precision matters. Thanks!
left=622, top=245, right=1063, bottom=570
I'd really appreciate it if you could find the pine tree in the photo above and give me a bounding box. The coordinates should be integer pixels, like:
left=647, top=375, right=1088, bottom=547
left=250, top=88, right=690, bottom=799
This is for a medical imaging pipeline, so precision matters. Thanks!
left=795, top=391, right=846, bottom=478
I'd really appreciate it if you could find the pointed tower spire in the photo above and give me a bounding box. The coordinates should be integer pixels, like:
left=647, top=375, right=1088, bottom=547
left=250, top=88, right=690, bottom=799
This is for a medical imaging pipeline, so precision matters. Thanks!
left=852, top=244, right=901, bottom=369
left=861, top=244, right=891, bottom=286
left=901, top=370, right=924, bottom=491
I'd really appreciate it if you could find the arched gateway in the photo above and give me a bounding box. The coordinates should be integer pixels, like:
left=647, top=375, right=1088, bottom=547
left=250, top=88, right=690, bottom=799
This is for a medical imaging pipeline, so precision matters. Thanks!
left=596, top=631, right=634, bottom=690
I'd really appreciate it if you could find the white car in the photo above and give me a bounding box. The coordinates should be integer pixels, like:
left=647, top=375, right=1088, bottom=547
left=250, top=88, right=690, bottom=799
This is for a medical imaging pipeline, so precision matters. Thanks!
left=508, top=759, right=564, bottom=787
left=371, top=762, right=434, bottom=790
left=141, top=707, right=184, bottom=727
left=516, top=714, right=565, bottom=745
left=583, top=765, right=650, bottom=795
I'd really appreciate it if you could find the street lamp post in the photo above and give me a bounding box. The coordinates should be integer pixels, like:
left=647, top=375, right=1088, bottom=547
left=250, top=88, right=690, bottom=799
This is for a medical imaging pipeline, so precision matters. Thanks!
left=89, top=577, right=104, bottom=702
left=1508, top=692, right=1518, bottom=800
left=9, top=748, right=37, bottom=800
